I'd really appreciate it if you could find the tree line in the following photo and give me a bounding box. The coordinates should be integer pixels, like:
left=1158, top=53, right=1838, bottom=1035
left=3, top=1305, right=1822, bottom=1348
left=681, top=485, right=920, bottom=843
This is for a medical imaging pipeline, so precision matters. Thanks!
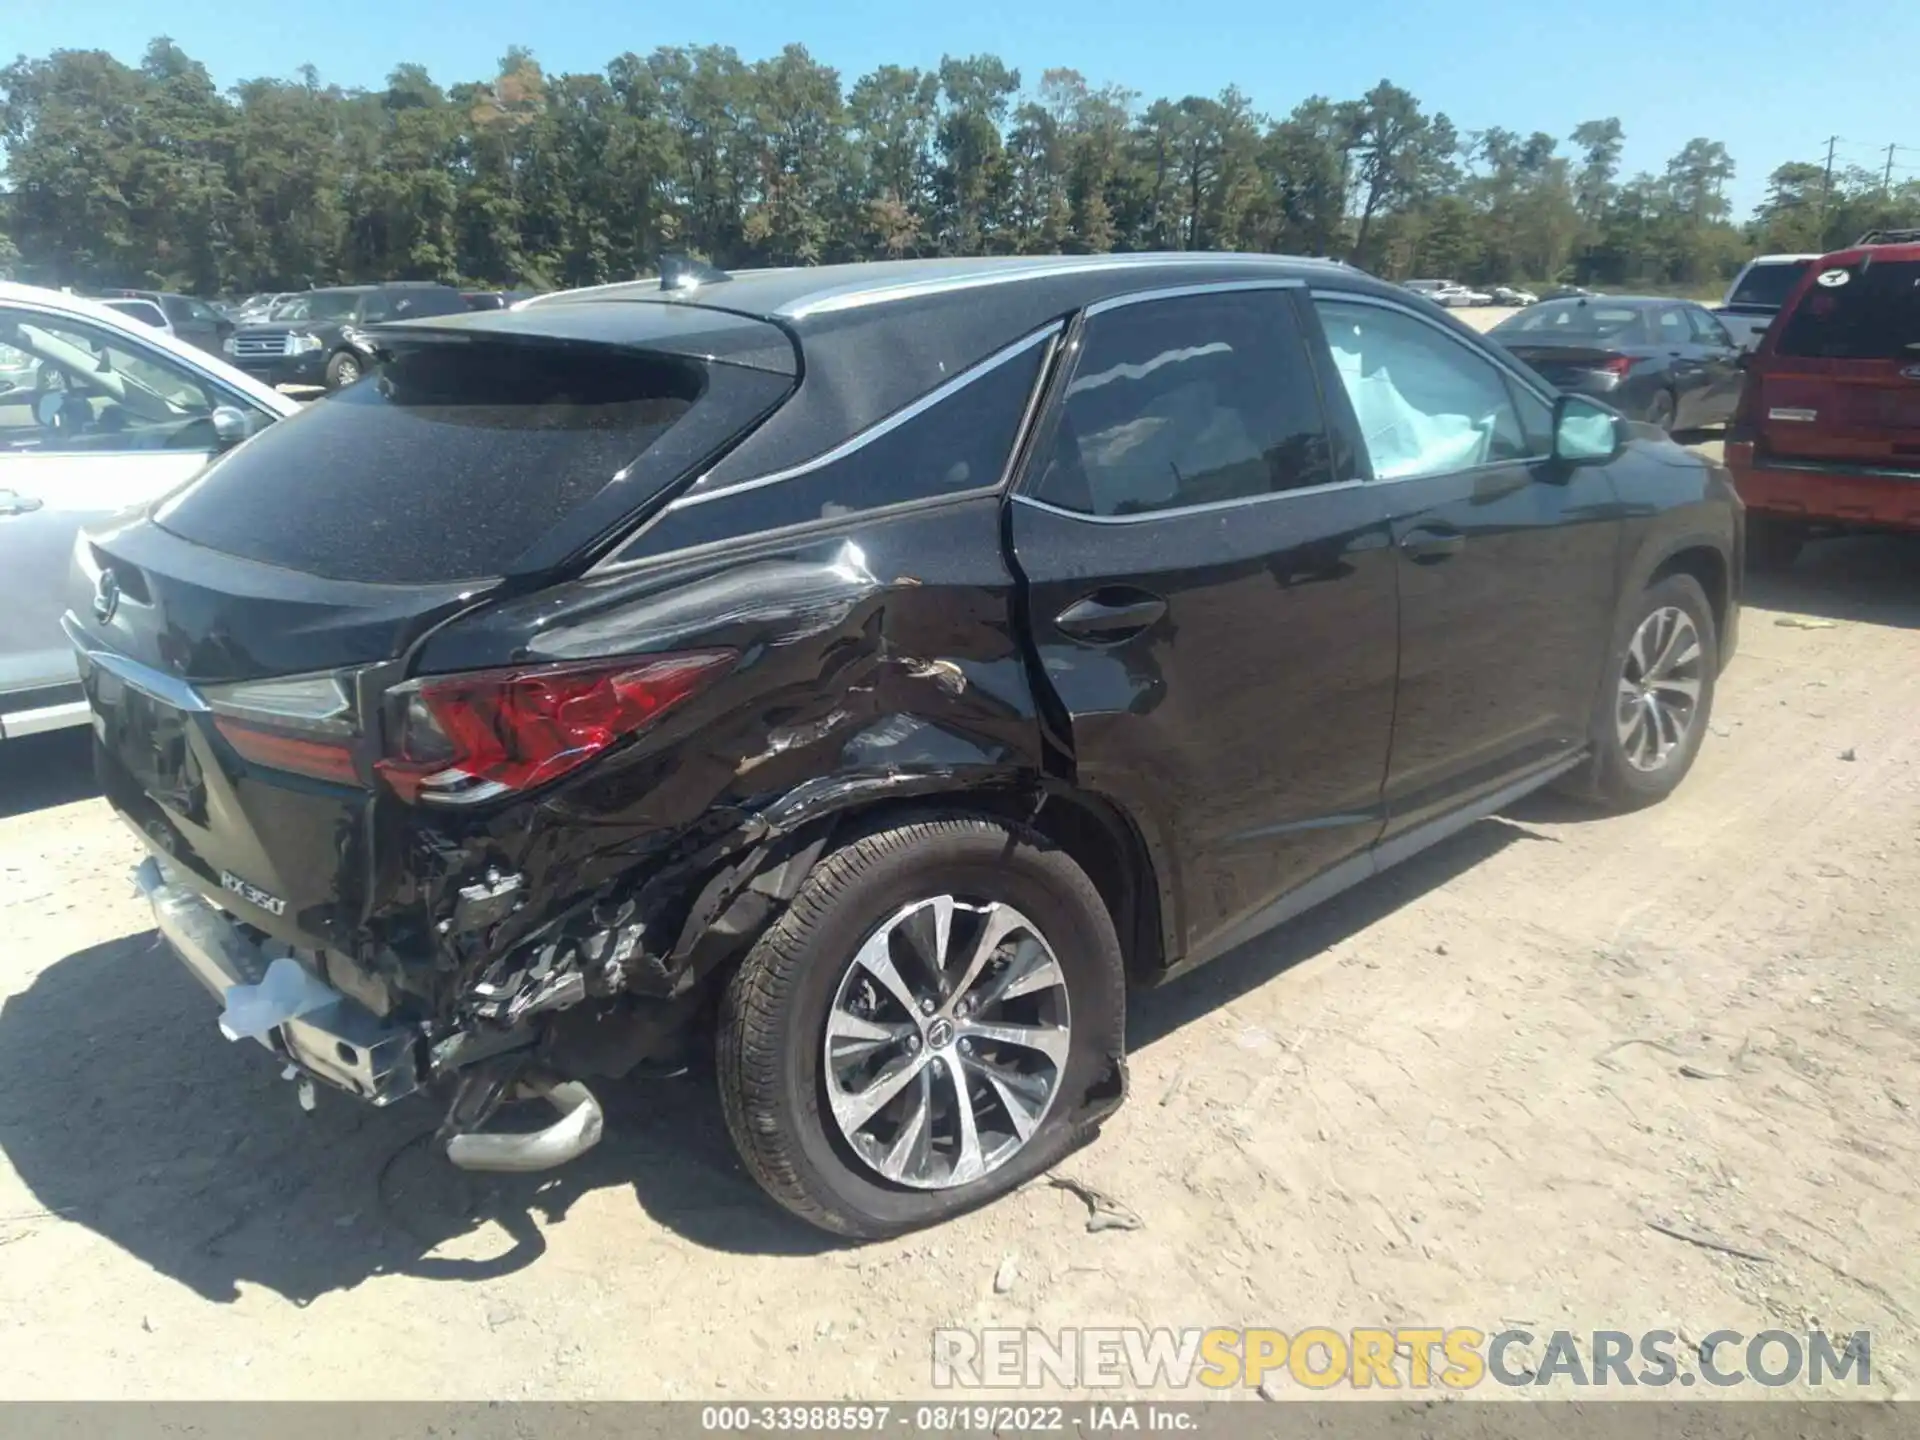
left=2, top=37, right=1917, bottom=297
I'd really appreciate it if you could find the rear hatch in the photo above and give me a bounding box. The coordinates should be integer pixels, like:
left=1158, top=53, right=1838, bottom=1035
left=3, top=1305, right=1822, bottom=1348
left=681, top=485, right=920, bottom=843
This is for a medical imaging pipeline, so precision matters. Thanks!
left=1756, top=253, right=1920, bottom=469
left=68, top=307, right=795, bottom=949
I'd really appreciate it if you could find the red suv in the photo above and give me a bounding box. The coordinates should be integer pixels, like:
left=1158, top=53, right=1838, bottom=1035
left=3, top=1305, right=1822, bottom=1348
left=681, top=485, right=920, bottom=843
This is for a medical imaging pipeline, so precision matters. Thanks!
left=1727, top=231, right=1920, bottom=567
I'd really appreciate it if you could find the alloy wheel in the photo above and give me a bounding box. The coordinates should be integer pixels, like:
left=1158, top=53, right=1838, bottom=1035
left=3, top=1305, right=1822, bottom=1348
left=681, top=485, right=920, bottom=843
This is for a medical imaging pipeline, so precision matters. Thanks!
left=822, top=896, right=1071, bottom=1190
left=1616, top=605, right=1702, bottom=772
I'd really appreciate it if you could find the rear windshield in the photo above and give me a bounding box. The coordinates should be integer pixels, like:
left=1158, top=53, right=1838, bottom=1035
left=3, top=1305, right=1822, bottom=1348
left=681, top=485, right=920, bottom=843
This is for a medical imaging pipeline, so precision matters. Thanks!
left=1777, top=260, right=1920, bottom=360
left=156, top=341, right=703, bottom=583
left=1728, top=260, right=1812, bottom=309
left=1494, top=302, right=1647, bottom=341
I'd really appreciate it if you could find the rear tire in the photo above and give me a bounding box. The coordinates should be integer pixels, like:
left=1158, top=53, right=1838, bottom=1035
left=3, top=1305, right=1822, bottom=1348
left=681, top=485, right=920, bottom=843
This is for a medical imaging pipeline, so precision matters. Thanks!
left=717, top=814, right=1126, bottom=1239
left=1566, top=573, right=1719, bottom=810
left=1746, top=516, right=1805, bottom=572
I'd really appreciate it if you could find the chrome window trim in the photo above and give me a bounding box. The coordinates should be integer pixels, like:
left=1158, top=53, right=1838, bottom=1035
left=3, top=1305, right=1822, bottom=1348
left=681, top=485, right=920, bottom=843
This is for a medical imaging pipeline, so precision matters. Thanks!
left=663, top=322, right=1064, bottom=512
left=1013, top=476, right=1366, bottom=526
left=1081, top=277, right=1307, bottom=316
left=1308, top=288, right=1559, bottom=470
left=778, top=255, right=1330, bottom=320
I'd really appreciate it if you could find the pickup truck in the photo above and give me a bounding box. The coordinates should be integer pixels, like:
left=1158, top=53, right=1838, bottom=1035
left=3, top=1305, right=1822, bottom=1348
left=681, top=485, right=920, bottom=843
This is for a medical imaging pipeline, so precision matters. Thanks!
left=1711, top=254, right=1818, bottom=350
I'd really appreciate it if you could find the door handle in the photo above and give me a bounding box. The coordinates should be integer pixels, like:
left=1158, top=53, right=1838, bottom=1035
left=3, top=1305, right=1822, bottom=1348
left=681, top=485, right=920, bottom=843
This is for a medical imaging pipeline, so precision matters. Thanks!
left=0, top=490, right=44, bottom=517
left=1054, top=590, right=1168, bottom=641
left=1398, top=527, right=1464, bottom=563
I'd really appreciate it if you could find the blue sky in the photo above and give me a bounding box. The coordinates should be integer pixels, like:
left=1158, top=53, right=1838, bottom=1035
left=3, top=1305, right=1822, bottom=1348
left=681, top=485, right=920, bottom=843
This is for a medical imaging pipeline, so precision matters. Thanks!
left=7, top=0, right=1917, bottom=217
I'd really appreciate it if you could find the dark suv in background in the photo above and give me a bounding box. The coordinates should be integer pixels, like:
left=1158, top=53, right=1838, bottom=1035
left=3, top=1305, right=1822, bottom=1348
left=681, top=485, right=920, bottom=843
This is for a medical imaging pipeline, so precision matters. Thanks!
left=69, top=254, right=1741, bottom=1237
left=222, top=281, right=467, bottom=389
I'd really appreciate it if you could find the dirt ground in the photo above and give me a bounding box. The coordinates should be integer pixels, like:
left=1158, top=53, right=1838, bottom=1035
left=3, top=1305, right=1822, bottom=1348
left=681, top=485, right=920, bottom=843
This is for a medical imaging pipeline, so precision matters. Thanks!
left=3, top=386, right=1918, bottom=1401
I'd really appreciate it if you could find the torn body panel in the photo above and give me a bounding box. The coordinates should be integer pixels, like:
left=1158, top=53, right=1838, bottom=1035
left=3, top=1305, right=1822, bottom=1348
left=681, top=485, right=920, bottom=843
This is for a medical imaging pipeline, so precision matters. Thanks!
left=326, top=497, right=1053, bottom=1087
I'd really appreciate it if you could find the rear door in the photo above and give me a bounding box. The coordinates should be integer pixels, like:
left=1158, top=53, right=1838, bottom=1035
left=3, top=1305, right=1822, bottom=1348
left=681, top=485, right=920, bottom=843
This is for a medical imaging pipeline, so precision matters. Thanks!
left=1683, top=306, right=1744, bottom=423
left=1654, top=305, right=1714, bottom=427
left=0, top=303, right=271, bottom=731
left=1010, top=284, right=1400, bottom=968
left=1309, top=290, right=1621, bottom=838
left=1762, top=255, right=1920, bottom=468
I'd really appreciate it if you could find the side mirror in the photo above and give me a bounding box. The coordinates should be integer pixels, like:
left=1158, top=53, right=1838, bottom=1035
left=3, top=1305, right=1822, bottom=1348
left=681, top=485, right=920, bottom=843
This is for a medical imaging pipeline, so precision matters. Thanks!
left=1552, top=394, right=1623, bottom=465
left=211, top=405, right=258, bottom=450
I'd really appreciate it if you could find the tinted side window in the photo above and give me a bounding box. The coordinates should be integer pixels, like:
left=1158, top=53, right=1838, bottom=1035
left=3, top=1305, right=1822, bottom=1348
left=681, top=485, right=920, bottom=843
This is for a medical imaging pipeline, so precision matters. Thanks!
left=614, top=333, right=1050, bottom=562
left=1029, top=290, right=1330, bottom=516
left=1655, top=308, right=1692, bottom=345
left=1315, top=299, right=1530, bottom=479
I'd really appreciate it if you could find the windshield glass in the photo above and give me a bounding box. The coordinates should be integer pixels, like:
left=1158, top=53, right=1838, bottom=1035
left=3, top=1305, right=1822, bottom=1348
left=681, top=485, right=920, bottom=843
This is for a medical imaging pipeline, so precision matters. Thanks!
left=1777, top=260, right=1920, bottom=359
left=1494, top=302, right=1647, bottom=342
left=1729, top=260, right=1813, bottom=309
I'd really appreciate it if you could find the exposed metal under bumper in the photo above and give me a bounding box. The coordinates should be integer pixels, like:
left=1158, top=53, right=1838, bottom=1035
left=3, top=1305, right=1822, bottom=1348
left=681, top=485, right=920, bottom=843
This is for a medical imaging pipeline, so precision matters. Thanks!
left=444, top=1080, right=606, bottom=1172
left=133, top=857, right=421, bottom=1105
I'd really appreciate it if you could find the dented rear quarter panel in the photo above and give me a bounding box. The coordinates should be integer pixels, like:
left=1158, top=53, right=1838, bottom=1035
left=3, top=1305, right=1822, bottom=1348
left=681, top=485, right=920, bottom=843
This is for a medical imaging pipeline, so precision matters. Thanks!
left=384, top=495, right=1047, bottom=986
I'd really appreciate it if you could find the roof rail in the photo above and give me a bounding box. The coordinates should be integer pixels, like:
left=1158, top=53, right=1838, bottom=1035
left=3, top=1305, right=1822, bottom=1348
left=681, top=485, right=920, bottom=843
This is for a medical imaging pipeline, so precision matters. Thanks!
left=1856, top=228, right=1920, bottom=246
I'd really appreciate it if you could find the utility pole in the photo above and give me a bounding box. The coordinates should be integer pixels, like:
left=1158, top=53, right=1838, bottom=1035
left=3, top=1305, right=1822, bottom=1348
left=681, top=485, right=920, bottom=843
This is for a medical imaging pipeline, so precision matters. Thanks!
left=1886, top=143, right=1899, bottom=193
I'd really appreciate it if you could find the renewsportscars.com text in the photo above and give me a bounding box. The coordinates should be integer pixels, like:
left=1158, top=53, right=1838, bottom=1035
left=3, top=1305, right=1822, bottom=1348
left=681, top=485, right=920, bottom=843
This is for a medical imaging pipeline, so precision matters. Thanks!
left=932, top=1327, right=1872, bottom=1391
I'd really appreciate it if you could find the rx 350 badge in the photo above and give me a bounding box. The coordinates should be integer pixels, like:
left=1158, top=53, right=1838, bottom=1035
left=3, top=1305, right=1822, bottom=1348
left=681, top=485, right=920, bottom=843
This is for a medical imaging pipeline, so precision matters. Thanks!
left=221, top=871, right=287, bottom=916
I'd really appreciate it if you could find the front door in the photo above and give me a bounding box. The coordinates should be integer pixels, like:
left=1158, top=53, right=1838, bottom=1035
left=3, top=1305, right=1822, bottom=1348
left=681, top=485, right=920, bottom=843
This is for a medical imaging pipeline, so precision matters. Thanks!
left=1011, top=286, right=1401, bottom=968
left=0, top=306, right=254, bottom=728
left=1308, top=293, right=1622, bottom=839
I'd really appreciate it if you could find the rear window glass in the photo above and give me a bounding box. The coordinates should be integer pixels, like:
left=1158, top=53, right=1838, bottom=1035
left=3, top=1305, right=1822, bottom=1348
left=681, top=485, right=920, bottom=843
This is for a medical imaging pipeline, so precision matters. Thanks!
left=156, top=342, right=702, bottom=583
left=1728, top=260, right=1812, bottom=309
left=1777, top=261, right=1920, bottom=360
left=1495, top=303, right=1647, bottom=341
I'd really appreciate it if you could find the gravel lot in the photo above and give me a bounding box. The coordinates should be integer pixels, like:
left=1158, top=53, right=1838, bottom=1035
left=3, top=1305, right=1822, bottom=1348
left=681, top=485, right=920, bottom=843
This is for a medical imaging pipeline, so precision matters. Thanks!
left=2, top=330, right=1917, bottom=1400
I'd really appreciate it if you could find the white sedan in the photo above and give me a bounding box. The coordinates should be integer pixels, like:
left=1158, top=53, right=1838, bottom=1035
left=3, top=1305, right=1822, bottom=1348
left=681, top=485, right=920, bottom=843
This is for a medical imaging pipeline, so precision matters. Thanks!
left=0, top=283, right=298, bottom=739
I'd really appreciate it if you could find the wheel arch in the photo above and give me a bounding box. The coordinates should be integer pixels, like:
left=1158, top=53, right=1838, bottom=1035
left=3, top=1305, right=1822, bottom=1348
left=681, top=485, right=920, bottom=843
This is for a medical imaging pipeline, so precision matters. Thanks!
left=1643, top=539, right=1733, bottom=664
left=662, top=776, right=1171, bottom=1010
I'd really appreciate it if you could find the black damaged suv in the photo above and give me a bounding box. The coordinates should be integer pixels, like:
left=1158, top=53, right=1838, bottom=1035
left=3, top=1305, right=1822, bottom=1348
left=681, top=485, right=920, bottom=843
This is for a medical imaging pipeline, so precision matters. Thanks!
left=68, top=255, right=1741, bottom=1236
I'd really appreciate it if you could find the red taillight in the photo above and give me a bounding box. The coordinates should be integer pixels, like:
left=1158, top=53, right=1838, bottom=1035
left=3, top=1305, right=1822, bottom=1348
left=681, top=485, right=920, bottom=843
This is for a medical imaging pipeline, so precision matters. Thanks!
left=1594, top=354, right=1634, bottom=379
left=377, top=650, right=736, bottom=805
left=213, top=717, right=361, bottom=786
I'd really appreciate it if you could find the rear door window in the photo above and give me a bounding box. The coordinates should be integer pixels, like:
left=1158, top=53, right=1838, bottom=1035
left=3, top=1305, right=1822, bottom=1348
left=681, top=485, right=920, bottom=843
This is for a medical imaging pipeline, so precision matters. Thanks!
left=1777, top=260, right=1920, bottom=360
left=156, top=341, right=708, bottom=582
left=1655, top=308, right=1691, bottom=346
left=1029, top=290, right=1332, bottom=516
